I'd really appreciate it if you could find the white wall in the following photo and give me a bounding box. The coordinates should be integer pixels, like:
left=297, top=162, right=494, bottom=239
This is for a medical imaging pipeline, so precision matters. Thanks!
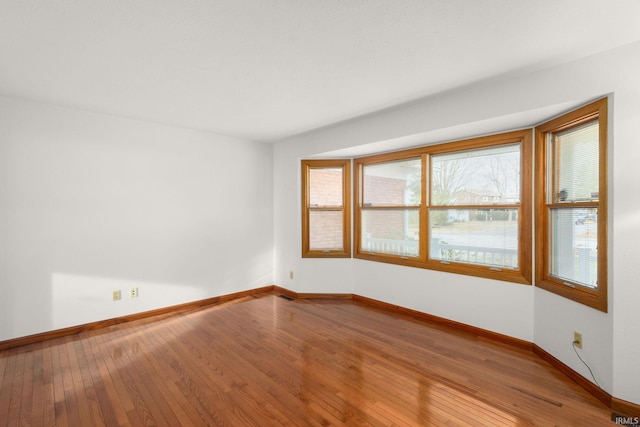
left=0, top=96, right=274, bottom=341
left=273, top=41, right=640, bottom=405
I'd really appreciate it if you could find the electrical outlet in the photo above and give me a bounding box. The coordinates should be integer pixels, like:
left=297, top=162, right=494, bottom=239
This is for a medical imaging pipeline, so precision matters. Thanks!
left=289, top=271, right=294, bottom=280
left=574, top=331, right=583, bottom=349
left=113, top=290, right=121, bottom=301
left=130, top=287, right=139, bottom=298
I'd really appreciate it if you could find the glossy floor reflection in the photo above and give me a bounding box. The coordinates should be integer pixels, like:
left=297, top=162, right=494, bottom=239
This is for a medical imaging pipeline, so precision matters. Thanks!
left=0, top=293, right=615, bottom=426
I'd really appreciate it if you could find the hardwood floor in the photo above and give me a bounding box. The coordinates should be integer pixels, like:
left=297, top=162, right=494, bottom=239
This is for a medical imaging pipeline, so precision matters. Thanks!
left=0, top=293, right=616, bottom=426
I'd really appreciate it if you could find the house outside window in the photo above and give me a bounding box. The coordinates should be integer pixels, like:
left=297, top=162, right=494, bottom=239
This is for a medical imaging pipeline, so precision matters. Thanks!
left=428, top=142, right=524, bottom=271
left=353, top=130, right=532, bottom=285
left=359, top=156, right=422, bottom=258
left=301, top=159, right=351, bottom=258
left=301, top=98, right=608, bottom=304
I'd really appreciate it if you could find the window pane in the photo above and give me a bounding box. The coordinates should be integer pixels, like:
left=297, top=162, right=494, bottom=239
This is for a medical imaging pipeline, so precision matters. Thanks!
left=431, top=144, right=520, bottom=206
left=551, top=120, right=599, bottom=203
left=361, top=209, right=419, bottom=256
left=309, top=211, right=343, bottom=250
left=309, top=167, right=343, bottom=207
left=363, top=158, right=421, bottom=206
left=549, top=208, right=598, bottom=288
left=429, top=209, right=519, bottom=268
left=302, top=159, right=350, bottom=258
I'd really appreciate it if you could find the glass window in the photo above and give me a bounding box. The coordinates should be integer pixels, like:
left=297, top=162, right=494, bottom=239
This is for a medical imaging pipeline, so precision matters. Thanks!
left=359, top=157, right=421, bottom=258
left=430, top=208, right=519, bottom=269
left=548, top=208, right=598, bottom=288
left=550, top=121, right=599, bottom=204
left=431, top=144, right=521, bottom=206
left=309, top=210, right=344, bottom=251
left=536, top=98, right=607, bottom=312
left=306, top=100, right=607, bottom=296
left=361, top=209, right=420, bottom=257
left=429, top=144, right=522, bottom=270
left=354, top=130, right=531, bottom=284
left=363, top=159, right=421, bottom=206
left=302, top=160, right=351, bottom=258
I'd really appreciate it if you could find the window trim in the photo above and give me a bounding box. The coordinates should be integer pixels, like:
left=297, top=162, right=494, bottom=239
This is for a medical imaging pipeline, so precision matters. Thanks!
left=356, top=150, right=427, bottom=263
left=301, top=159, right=351, bottom=258
left=354, top=130, right=532, bottom=285
left=534, top=98, right=608, bottom=312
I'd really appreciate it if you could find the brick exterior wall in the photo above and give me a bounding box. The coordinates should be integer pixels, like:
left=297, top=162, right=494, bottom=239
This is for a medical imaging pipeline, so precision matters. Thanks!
left=307, top=170, right=416, bottom=249
left=364, top=175, right=406, bottom=205
left=309, top=168, right=343, bottom=249
left=363, top=175, right=412, bottom=240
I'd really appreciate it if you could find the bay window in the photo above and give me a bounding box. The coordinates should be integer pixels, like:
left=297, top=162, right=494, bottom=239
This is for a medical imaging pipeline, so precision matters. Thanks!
left=300, top=98, right=608, bottom=305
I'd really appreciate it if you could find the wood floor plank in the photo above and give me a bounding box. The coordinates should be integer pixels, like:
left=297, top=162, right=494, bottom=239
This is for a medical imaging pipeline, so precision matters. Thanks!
left=40, top=341, right=57, bottom=427
left=49, top=341, right=69, bottom=426
left=151, top=321, right=247, bottom=425
left=30, top=343, right=45, bottom=427
left=106, top=330, right=176, bottom=426
left=90, top=328, right=136, bottom=427
left=79, top=334, right=122, bottom=427
left=0, top=351, right=17, bottom=427
left=58, top=337, right=82, bottom=427
left=6, top=350, right=26, bottom=426
left=19, top=348, right=34, bottom=426
left=0, top=347, right=8, bottom=397
left=0, top=294, right=619, bottom=426
left=63, top=338, right=98, bottom=427
left=126, top=329, right=200, bottom=426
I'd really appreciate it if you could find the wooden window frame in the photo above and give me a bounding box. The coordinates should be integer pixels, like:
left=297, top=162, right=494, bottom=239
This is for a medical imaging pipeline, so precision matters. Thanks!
left=355, top=149, right=427, bottom=264
left=301, top=159, right=351, bottom=258
left=535, top=98, right=608, bottom=312
left=354, top=130, right=532, bottom=285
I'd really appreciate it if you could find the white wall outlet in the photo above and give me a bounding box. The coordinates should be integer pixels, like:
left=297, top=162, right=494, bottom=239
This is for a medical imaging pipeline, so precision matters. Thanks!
left=130, top=287, right=139, bottom=298
left=289, top=270, right=294, bottom=280
left=574, top=331, right=583, bottom=349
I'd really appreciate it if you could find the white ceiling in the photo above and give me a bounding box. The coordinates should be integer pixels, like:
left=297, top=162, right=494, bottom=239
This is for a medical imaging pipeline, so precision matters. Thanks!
left=2, top=1, right=640, bottom=142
